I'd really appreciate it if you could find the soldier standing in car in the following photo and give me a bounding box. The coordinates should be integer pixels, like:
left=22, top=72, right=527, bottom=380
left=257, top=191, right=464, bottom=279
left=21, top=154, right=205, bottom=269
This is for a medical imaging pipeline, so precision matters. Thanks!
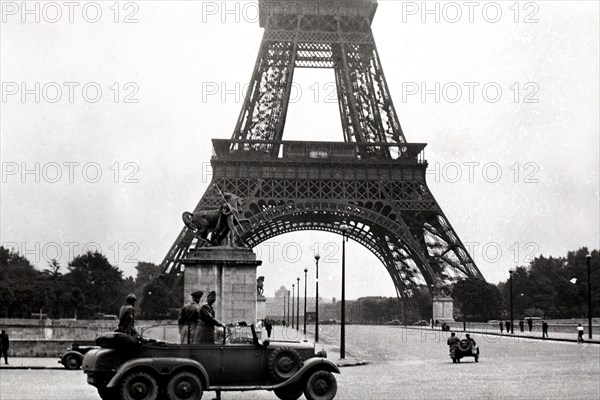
left=117, top=294, right=137, bottom=336
left=199, top=291, right=226, bottom=344
left=179, top=290, right=203, bottom=344
left=447, top=332, right=460, bottom=352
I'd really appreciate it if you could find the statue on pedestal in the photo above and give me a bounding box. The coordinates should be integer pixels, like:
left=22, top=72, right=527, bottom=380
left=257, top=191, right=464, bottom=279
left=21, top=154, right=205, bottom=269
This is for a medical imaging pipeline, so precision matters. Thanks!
left=182, top=191, right=245, bottom=247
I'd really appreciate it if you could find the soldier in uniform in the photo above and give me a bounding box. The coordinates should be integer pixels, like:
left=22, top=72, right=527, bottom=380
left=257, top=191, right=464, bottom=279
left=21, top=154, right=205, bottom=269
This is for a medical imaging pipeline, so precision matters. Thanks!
left=117, top=294, right=137, bottom=336
left=447, top=332, right=460, bottom=361
left=199, top=291, right=226, bottom=344
left=178, top=290, right=204, bottom=344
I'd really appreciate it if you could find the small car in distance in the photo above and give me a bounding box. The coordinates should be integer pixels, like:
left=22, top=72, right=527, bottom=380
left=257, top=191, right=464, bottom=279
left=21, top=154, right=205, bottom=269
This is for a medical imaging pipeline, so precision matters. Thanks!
left=413, top=320, right=429, bottom=326
left=83, top=323, right=339, bottom=400
left=58, top=343, right=100, bottom=370
left=450, top=339, right=479, bottom=363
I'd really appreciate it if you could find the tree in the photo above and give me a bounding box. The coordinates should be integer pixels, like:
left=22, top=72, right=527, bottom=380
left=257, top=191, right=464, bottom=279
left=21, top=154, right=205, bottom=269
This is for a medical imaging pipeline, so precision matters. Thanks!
left=452, top=278, right=503, bottom=322
left=64, top=250, right=125, bottom=318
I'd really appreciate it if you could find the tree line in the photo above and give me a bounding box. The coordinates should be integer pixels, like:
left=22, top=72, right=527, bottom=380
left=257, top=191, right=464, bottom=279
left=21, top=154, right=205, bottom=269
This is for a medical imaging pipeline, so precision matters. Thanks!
left=0, top=246, right=597, bottom=322
left=0, top=246, right=180, bottom=320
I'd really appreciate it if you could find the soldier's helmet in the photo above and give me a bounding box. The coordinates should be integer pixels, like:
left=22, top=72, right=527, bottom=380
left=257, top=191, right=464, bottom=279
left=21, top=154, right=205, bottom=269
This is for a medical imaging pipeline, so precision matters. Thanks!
left=126, top=293, right=137, bottom=303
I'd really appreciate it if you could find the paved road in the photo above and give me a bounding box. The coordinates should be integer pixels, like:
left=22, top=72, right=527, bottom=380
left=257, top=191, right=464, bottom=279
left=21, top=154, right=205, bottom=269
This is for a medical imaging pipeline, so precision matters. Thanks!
left=1, top=325, right=598, bottom=400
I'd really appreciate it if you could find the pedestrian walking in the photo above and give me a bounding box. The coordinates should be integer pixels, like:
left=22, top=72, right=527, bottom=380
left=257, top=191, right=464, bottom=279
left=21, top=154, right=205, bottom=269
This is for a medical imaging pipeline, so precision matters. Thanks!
left=527, top=318, right=533, bottom=332
left=117, top=294, right=137, bottom=336
left=499, top=321, right=504, bottom=333
left=519, top=319, right=525, bottom=333
left=577, top=323, right=584, bottom=343
left=0, top=330, right=9, bottom=365
left=178, top=290, right=203, bottom=344
left=505, top=320, right=510, bottom=333
left=542, top=320, right=549, bottom=338
left=265, top=318, right=273, bottom=338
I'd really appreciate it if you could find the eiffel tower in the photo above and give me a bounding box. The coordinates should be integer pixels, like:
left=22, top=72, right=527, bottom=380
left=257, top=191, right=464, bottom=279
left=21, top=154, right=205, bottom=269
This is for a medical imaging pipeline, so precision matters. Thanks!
left=160, top=0, right=485, bottom=304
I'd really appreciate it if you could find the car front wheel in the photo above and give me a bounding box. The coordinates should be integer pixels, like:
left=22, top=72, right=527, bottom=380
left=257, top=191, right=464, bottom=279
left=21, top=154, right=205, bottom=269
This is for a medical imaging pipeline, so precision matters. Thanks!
left=166, top=371, right=203, bottom=400
left=63, top=354, right=82, bottom=370
left=304, top=370, right=337, bottom=400
left=120, top=371, right=159, bottom=400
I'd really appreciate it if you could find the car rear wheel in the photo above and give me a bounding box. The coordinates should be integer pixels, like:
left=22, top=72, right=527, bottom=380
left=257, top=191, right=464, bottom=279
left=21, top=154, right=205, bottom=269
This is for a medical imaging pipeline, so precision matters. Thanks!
left=304, top=371, right=337, bottom=400
left=63, top=354, right=82, bottom=370
left=274, top=385, right=303, bottom=400
left=120, top=371, right=159, bottom=400
left=268, top=347, right=302, bottom=381
left=166, top=371, right=203, bottom=400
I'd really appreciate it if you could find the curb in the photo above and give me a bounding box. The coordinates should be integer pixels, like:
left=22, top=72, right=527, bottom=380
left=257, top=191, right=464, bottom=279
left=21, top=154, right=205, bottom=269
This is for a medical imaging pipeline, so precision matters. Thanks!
left=335, top=359, right=369, bottom=368
left=0, top=366, right=65, bottom=370
left=411, top=326, right=600, bottom=344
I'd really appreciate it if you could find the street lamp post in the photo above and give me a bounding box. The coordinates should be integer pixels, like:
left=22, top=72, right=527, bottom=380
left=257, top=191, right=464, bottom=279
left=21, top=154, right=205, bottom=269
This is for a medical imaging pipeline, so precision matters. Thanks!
left=296, top=277, right=300, bottom=330
left=291, top=284, right=295, bottom=329
left=315, top=254, right=320, bottom=342
left=430, top=284, right=435, bottom=328
left=340, top=224, right=349, bottom=359
left=509, top=269, right=515, bottom=334
left=303, top=268, right=308, bottom=335
left=462, top=279, right=466, bottom=331
left=587, top=254, right=593, bottom=339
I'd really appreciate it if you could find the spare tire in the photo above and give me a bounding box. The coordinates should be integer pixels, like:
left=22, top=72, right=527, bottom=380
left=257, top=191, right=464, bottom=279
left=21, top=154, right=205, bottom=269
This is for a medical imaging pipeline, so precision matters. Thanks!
left=458, top=339, right=472, bottom=352
left=268, top=347, right=302, bottom=381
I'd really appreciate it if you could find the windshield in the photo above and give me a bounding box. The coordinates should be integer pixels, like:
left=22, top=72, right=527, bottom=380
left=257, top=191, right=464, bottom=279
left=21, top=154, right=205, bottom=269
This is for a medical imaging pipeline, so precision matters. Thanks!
left=138, top=323, right=257, bottom=345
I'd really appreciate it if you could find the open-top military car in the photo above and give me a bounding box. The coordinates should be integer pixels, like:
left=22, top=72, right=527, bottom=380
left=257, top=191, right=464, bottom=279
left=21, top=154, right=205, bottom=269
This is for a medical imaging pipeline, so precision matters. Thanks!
left=82, top=324, right=339, bottom=400
left=59, top=343, right=100, bottom=370
left=450, top=339, right=479, bottom=363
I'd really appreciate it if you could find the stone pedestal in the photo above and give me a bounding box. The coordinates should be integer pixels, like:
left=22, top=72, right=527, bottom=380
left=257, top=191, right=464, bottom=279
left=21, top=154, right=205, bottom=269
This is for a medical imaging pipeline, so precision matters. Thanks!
left=433, top=296, right=454, bottom=323
left=256, top=296, right=267, bottom=321
left=181, top=247, right=262, bottom=325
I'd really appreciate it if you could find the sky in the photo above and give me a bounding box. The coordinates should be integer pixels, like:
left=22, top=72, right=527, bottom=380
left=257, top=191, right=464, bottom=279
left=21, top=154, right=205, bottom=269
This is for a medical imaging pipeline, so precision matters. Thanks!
left=1, top=0, right=599, bottom=301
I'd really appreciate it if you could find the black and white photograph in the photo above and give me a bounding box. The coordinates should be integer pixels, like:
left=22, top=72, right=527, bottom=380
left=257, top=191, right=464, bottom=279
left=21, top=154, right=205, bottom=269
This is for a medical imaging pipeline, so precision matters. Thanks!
left=1, top=0, right=599, bottom=399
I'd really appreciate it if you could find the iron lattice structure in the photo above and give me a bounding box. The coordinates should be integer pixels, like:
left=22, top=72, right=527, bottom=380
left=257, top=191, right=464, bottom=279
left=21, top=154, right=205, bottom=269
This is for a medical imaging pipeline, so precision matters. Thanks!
left=160, top=0, right=484, bottom=303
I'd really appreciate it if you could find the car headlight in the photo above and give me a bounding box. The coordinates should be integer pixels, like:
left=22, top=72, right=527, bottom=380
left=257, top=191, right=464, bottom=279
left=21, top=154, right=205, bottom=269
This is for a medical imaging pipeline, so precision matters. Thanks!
left=316, top=350, right=327, bottom=358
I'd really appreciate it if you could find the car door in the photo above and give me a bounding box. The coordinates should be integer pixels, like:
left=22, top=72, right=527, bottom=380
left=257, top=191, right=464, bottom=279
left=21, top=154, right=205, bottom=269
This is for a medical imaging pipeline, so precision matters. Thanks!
left=220, top=344, right=267, bottom=385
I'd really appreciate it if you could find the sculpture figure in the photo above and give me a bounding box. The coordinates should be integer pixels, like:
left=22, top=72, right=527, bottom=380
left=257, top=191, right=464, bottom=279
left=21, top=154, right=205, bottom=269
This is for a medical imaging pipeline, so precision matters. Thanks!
left=257, top=276, right=265, bottom=296
left=182, top=192, right=245, bottom=247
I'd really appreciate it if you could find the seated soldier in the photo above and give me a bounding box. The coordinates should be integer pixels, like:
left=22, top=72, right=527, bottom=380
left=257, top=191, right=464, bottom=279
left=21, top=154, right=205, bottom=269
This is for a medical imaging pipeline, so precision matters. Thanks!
left=465, top=333, right=476, bottom=347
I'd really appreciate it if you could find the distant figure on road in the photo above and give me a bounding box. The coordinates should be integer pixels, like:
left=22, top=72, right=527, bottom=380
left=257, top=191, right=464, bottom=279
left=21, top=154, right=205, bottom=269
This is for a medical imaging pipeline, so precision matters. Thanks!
left=199, top=291, right=226, bottom=344
left=117, top=294, right=137, bottom=336
left=542, top=321, right=549, bottom=338
left=178, top=290, right=203, bottom=344
left=519, top=319, right=525, bottom=332
left=577, top=324, right=584, bottom=343
left=505, top=320, right=511, bottom=333
left=527, top=318, right=533, bottom=332
left=265, top=318, right=273, bottom=338
left=0, top=329, right=9, bottom=364
left=499, top=321, right=504, bottom=333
